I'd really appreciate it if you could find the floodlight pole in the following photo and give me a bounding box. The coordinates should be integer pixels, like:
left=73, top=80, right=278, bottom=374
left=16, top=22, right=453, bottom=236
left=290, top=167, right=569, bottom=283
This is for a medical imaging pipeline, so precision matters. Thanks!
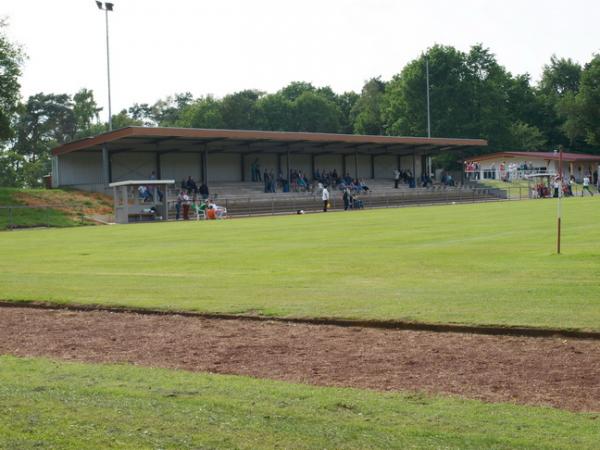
left=105, top=7, right=112, bottom=131
left=426, top=54, right=431, bottom=138
left=557, top=146, right=563, bottom=254
left=97, top=2, right=114, bottom=131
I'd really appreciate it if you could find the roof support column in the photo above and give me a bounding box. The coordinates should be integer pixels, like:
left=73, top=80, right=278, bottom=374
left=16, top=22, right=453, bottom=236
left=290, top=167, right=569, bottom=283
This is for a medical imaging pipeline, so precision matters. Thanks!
left=202, top=147, right=208, bottom=184
left=102, top=145, right=111, bottom=185
left=286, top=148, right=291, bottom=182
left=370, top=154, right=375, bottom=179
left=240, top=152, right=245, bottom=182
left=396, top=154, right=401, bottom=171
left=277, top=153, right=282, bottom=177
left=342, top=154, right=346, bottom=177
left=155, top=151, right=161, bottom=179
left=310, top=153, right=315, bottom=179
left=354, top=152, right=359, bottom=179
left=412, top=152, right=417, bottom=188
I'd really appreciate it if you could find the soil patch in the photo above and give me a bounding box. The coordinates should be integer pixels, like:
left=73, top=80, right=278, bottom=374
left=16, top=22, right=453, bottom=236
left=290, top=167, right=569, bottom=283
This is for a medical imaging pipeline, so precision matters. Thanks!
left=1, top=306, right=599, bottom=412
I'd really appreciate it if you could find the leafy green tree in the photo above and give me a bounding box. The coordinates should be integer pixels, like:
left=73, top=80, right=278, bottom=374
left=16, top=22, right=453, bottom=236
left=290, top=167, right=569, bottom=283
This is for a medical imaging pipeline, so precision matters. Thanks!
left=335, top=91, right=359, bottom=134
left=0, top=19, right=24, bottom=142
left=292, top=91, right=340, bottom=133
left=537, top=56, right=582, bottom=148
left=352, top=78, right=386, bottom=135
left=10, top=93, right=75, bottom=186
left=178, top=96, right=224, bottom=129
left=73, top=89, right=102, bottom=137
left=110, top=110, right=143, bottom=129
left=507, top=121, right=546, bottom=150
left=464, top=45, right=513, bottom=146
left=255, top=93, right=293, bottom=131
left=558, top=55, right=600, bottom=147
left=152, top=92, right=194, bottom=127
left=279, top=81, right=316, bottom=101
left=220, top=90, right=262, bottom=130
left=128, top=103, right=155, bottom=127
left=0, top=150, right=24, bottom=187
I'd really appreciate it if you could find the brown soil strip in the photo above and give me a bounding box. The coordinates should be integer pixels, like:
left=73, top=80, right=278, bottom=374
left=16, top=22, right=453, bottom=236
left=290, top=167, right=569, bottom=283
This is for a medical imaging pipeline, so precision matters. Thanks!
left=1, top=306, right=599, bottom=412
left=3, top=300, right=600, bottom=340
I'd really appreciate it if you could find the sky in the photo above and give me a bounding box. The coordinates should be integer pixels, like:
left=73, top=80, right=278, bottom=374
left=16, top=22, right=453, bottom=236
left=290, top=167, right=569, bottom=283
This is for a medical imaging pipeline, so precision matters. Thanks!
left=3, top=0, right=600, bottom=117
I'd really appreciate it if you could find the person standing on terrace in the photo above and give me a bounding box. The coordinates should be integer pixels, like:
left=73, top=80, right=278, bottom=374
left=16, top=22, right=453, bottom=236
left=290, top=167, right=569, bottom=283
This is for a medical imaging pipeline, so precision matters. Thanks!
left=322, top=186, right=330, bottom=212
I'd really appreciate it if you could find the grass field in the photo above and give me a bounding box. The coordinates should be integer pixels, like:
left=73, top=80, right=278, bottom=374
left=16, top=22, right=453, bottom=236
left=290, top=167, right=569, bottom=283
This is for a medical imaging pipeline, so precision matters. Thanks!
left=1, top=356, right=598, bottom=450
left=0, top=187, right=112, bottom=230
left=1, top=197, right=599, bottom=330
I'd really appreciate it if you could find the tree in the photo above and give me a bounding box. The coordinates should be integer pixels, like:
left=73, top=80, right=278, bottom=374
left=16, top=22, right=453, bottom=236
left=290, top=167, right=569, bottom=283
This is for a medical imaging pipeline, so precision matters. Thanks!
left=178, top=96, right=224, bottom=129
left=352, top=78, right=386, bottom=135
left=255, top=93, right=293, bottom=131
left=537, top=56, right=582, bottom=148
left=335, top=91, right=359, bottom=134
left=279, top=81, right=316, bottom=102
left=73, top=89, right=102, bottom=138
left=128, top=103, right=155, bottom=127
left=383, top=45, right=473, bottom=138
left=292, top=91, right=340, bottom=133
left=559, top=55, right=600, bottom=147
left=220, top=90, right=262, bottom=130
left=507, top=121, right=546, bottom=150
left=152, top=92, right=194, bottom=127
left=0, top=19, right=24, bottom=142
left=11, top=93, right=76, bottom=186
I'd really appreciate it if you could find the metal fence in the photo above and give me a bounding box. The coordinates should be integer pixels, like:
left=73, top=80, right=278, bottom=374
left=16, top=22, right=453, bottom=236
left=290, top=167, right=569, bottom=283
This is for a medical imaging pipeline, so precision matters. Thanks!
left=192, top=187, right=504, bottom=218
left=480, top=184, right=592, bottom=200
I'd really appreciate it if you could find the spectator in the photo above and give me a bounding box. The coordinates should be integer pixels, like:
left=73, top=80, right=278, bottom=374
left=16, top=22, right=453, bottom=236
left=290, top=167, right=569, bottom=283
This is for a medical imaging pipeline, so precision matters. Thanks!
left=582, top=174, right=594, bottom=197
left=175, top=190, right=184, bottom=220
left=182, top=191, right=191, bottom=220
left=322, top=186, right=330, bottom=212
left=138, top=185, right=152, bottom=202
left=185, top=176, right=198, bottom=195
left=343, top=188, right=352, bottom=211
left=148, top=171, right=163, bottom=202
left=199, top=182, right=209, bottom=200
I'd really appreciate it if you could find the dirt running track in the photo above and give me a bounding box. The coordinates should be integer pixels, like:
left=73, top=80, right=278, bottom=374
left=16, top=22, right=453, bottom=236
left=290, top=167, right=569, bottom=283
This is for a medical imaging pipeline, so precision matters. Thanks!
left=1, top=306, right=599, bottom=412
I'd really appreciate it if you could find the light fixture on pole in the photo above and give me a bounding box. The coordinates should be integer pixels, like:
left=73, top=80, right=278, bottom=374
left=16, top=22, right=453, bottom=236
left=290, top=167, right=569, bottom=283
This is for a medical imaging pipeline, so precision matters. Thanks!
left=96, top=1, right=114, bottom=131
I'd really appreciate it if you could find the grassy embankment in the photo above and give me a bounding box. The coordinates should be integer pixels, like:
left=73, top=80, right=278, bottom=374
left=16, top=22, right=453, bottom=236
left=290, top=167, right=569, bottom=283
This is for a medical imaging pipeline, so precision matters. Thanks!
left=0, top=356, right=598, bottom=449
left=0, top=187, right=111, bottom=230
left=1, top=198, right=599, bottom=330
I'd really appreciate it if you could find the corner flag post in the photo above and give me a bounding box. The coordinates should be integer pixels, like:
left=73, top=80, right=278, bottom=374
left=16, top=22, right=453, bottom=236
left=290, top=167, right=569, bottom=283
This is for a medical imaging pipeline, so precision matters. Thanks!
left=557, top=145, right=563, bottom=254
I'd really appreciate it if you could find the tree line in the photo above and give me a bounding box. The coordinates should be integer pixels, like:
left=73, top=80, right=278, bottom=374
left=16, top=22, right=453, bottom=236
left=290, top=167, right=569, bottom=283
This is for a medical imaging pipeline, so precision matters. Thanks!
left=1, top=19, right=599, bottom=187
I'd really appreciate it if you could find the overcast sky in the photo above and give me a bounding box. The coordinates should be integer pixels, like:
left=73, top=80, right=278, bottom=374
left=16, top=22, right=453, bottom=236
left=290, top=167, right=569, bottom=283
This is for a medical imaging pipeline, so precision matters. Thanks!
left=4, top=0, right=600, bottom=117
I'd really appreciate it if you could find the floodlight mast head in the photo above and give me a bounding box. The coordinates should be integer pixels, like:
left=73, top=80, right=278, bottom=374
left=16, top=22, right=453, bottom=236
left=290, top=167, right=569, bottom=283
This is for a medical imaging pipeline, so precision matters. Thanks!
left=95, top=2, right=114, bottom=12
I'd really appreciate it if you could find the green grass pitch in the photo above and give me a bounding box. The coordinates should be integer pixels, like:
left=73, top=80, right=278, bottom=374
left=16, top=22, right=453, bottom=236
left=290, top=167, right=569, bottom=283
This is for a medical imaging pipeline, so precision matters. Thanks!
left=1, top=197, right=599, bottom=330
left=1, top=356, right=598, bottom=449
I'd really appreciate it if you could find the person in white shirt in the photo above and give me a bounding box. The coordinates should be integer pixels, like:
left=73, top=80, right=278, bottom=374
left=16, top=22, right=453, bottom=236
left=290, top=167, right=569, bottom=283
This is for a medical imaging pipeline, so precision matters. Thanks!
left=322, top=187, right=330, bottom=212
left=582, top=175, right=594, bottom=197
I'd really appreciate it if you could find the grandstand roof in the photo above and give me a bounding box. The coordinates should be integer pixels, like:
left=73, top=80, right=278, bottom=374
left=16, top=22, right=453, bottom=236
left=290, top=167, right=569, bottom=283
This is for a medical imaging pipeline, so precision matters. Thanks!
left=52, top=127, right=487, bottom=156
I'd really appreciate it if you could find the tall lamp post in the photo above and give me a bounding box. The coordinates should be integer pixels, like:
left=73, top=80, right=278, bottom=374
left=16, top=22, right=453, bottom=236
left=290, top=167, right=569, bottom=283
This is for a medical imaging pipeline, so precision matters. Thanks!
left=96, top=1, right=114, bottom=131
left=425, top=53, right=431, bottom=139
